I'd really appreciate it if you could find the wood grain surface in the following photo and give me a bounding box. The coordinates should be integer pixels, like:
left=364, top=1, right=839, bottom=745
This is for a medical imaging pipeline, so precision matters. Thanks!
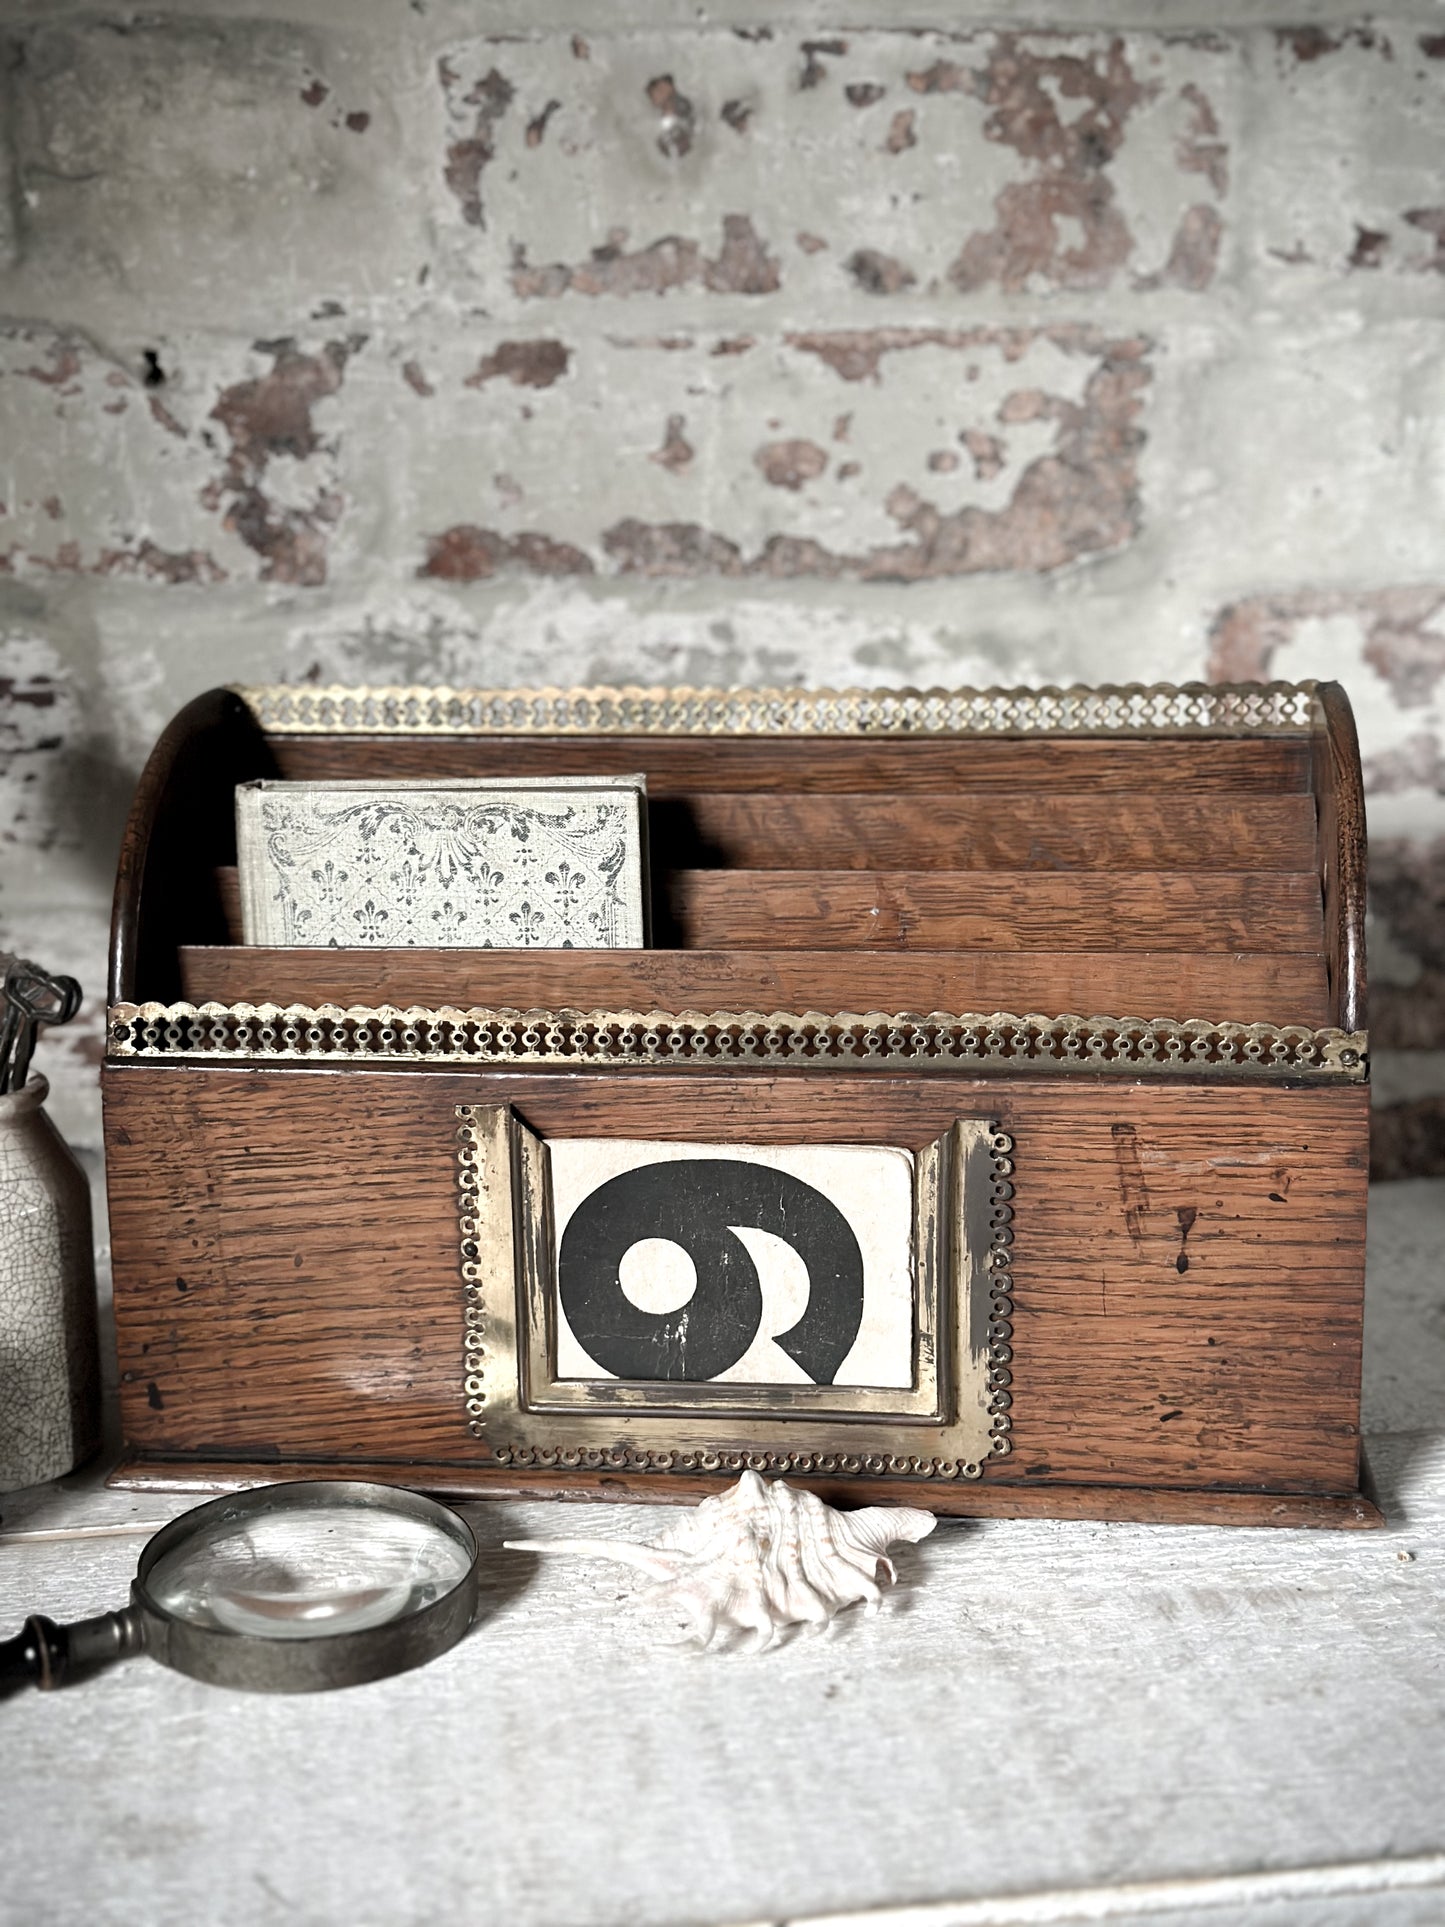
left=651, top=792, right=1318, bottom=872
left=667, top=870, right=1325, bottom=952
left=1315, top=681, right=1368, bottom=1032
left=270, top=733, right=1314, bottom=795
left=102, top=1064, right=1369, bottom=1517
left=176, top=944, right=1333, bottom=1026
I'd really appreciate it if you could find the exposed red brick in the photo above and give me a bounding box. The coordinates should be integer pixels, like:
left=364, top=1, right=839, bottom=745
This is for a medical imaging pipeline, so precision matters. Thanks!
left=1275, top=26, right=1388, bottom=62
left=1349, top=225, right=1390, bottom=269
left=515, top=217, right=779, bottom=300
left=1371, top=1099, right=1445, bottom=1181
left=1175, top=82, right=1228, bottom=197
left=952, top=176, right=1132, bottom=294
left=440, top=63, right=514, bottom=229
left=1156, top=203, right=1223, bottom=290
left=1371, top=837, right=1445, bottom=1048
left=402, top=359, right=435, bottom=397
left=799, top=39, right=847, bottom=89
left=572, top=35, right=589, bottom=60
left=947, top=38, right=1156, bottom=294
left=41, top=495, right=61, bottom=520
left=704, top=216, right=781, bottom=294
left=526, top=99, right=561, bottom=148
left=345, top=111, right=370, bottom=134
left=464, top=340, right=570, bottom=389
left=927, top=450, right=960, bottom=473
left=1363, top=732, right=1445, bottom=796
left=845, top=83, right=886, bottom=107
left=608, top=331, right=1148, bottom=580
left=906, top=60, right=972, bottom=95
left=711, top=336, right=755, bottom=355
left=786, top=325, right=1043, bottom=383
left=721, top=98, right=753, bottom=133
left=419, top=525, right=593, bottom=581
left=95, top=541, right=227, bottom=584
left=754, top=439, right=828, bottom=490
left=514, top=234, right=698, bottom=300
left=1208, top=588, right=1445, bottom=704
left=646, top=76, right=695, bottom=159
left=884, top=109, right=917, bottom=154
left=222, top=489, right=337, bottom=589
left=998, top=388, right=1064, bottom=425
left=147, top=395, right=187, bottom=438
left=1405, top=208, right=1445, bottom=270
left=24, top=341, right=82, bottom=390
left=796, top=232, right=827, bottom=254
left=846, top=249, right=917, bottom=295
left=207, top=337, right=359, bottom=585
left=650, top=415, right=695, bottom=473
left=603, top=521, right=745, bottom=575
left=0, top=676, right=57, bottom=709
left=962, top=429, right=1005, bottom=479
left=836, top=461, right=861, bottom=481
left=1420, top=34, right=1445, bottom=58
left=300, top=79, right=328, bottom=107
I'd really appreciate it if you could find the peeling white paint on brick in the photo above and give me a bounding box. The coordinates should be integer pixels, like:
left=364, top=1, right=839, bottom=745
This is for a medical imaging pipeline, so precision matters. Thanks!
left=0, top=5, right=1443, bottom=1150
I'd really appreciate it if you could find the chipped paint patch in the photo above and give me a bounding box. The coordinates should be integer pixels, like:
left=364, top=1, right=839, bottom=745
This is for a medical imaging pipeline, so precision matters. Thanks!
left=1209, top=589, right=1445, bottom=708
left=207, top=337, right=361, bottom=586
left=1372, top=838, right=1445, bottom=1049
left=0, top=640, right=80, bottom=854
left=437, top=30, right=1233, bottom=299
left=1256, top=31, right=1445, bottom=276
left=513, top=216, right=779, bottom=300
left=407, top=327, right=1148, bottom=581
left=419, top=527, right=594, bottom=581
left=464, top=341, right=571, bottom=389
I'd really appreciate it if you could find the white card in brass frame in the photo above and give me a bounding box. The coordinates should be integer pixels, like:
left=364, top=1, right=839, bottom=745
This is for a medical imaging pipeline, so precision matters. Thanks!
left=455, top=1106, right=1016, bottom=1483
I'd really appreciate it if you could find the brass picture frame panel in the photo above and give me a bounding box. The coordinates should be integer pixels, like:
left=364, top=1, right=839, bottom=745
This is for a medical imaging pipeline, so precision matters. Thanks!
left=456, top=1105, right=1015, bottom=1483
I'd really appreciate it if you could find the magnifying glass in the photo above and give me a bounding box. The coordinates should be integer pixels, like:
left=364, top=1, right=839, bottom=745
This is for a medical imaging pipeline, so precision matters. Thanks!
left=0, top=1481, right=480, bottom=1695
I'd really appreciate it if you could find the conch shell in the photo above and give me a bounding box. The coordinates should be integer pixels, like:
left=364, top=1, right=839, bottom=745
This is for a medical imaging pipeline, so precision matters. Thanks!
left=505, top=1470, right=935, bottom=1651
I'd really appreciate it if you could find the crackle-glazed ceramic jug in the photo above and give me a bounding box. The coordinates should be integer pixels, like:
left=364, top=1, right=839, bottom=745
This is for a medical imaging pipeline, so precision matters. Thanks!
left=0, top=1075, right=99, bottom=1491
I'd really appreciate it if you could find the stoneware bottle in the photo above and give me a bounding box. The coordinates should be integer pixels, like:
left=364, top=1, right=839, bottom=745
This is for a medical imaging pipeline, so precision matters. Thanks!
left=0, top=1074, right=100, bottom=1491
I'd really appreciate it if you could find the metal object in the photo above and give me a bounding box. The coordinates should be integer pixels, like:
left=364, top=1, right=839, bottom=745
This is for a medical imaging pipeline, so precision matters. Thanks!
left=106, top=1000, right=1369, bottom=1082
left=1, top=962, right=82, bottom=1096
left=0, top=1481, right=480, bottom=1696
left=455, top=1105, right=1015, bottom=1484
left=233, top=678, right=1321, bottom=738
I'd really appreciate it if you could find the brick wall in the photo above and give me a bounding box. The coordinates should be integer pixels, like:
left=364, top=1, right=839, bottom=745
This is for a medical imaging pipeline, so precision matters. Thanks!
left=0, top=3, right=1441, bottom=1161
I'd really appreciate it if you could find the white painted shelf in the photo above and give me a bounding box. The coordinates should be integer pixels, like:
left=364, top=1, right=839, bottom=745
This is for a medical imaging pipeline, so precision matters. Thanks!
left=3, top=1181, right=1442, bottom=1927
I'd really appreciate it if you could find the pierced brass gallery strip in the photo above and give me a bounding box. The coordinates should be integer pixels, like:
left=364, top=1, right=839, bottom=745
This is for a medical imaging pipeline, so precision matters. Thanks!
left=107, top=1002, right=1367, bottom=1081
left=233, top=679, right=1320, bottom=738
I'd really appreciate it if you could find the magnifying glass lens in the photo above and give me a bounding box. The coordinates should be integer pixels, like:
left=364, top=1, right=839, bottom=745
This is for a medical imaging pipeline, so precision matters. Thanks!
left=145, top=1501, right=476, bottom=1641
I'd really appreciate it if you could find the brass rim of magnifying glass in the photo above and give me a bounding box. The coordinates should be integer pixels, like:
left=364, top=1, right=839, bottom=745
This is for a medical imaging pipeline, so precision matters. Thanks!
left=131, top=1481, right=481, bottom=1693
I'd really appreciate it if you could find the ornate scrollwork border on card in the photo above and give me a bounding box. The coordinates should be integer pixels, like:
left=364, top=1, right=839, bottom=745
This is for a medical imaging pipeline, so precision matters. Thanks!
left=235, top=679, right=1319, bottom=738
left=107, top=1002, right=1368, bottom=1081
left=455, top=1106, right=1014, bottom=1484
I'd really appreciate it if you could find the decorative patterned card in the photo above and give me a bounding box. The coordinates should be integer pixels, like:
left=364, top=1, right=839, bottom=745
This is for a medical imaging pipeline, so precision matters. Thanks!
left=235, top=777, right=647, bottom=948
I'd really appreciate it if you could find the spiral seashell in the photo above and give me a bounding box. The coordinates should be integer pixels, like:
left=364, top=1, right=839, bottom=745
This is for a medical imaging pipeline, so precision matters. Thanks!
left=505, top=1470, right=936, bottom=1651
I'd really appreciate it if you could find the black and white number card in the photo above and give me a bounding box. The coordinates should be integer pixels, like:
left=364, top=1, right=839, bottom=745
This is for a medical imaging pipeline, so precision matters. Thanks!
left=548, top=1140, right=915, bottom=1390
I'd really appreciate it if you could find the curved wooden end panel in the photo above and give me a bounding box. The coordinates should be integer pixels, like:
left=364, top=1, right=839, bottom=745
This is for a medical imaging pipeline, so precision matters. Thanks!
left=109, top=688, right=276, bottom=1006
left=1312, top=681, right=1367, bottom=1035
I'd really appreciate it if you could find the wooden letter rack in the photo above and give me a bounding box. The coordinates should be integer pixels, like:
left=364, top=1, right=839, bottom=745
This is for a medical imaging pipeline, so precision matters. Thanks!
left=102, top=681, right=1376, bottom=1527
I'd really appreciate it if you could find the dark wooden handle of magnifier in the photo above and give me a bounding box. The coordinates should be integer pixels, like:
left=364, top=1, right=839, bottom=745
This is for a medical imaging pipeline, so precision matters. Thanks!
left=0, top=1608, right=142, bottom=1694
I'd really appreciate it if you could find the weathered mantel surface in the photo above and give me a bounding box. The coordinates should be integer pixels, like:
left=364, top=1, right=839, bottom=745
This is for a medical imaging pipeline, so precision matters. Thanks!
left=1, top=1178, right=1442, bottom=1927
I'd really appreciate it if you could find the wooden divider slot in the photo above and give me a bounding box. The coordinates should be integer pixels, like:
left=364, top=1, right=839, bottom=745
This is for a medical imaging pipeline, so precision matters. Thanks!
left=650, top=792, right=1317, bottom=873
left=178, top=944, right=1333, bottom=1026
left=667, top=870, right=1323, bottom=953
left=268, top=733, right=1314, bottom=795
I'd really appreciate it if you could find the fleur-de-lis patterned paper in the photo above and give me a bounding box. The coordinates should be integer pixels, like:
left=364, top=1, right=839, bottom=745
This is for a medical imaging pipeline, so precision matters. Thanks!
left=235, top=777, right=647, bottom=948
